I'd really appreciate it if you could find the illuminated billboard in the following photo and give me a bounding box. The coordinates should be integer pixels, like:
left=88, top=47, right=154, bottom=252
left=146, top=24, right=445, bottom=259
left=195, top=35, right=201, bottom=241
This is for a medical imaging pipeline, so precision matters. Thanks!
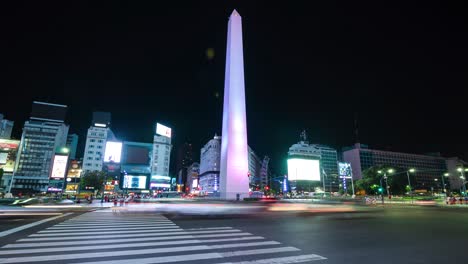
left=156, top=123, right=171, bottom=138
left=338, top=162, right=352, bottom=178
left=287, top=158, right=320, bottom=181
left=123, top=175, right=147, bottom=189
left=50, top=155, right=68, bottom=179
left=104, top=141, right=122, bottom=163
left=0, top=139, right=20, bottom=173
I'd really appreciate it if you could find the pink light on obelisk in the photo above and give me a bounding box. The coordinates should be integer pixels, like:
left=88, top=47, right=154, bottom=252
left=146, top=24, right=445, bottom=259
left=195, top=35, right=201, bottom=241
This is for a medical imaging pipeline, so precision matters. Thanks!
left=219, top=9, right=249, bottom=200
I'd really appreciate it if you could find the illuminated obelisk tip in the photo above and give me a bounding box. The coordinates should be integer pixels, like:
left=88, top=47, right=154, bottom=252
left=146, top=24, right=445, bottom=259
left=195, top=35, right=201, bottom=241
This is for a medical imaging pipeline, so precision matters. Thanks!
left=219, top=9, right=249, bottom=200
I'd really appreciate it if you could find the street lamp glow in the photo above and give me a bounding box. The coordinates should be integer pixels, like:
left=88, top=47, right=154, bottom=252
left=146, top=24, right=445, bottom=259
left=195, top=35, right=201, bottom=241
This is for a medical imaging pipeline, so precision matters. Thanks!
left=409, top=168, right=415, bottom=173
left=377, top=170, right=382, bottom=174
left=61, top=147, right=69, bottom=154
left=388, top=169, right=394, bottom=173
left=465, top=168, right=468, bottom=172
left=444, top=173, right=449, bottom=177
left=457, top=168, right=462, bottom=172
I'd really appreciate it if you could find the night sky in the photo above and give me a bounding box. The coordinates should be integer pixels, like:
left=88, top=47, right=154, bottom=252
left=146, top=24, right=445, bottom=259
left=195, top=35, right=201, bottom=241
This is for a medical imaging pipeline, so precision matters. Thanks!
left=1, top=1, right=467, bottom=175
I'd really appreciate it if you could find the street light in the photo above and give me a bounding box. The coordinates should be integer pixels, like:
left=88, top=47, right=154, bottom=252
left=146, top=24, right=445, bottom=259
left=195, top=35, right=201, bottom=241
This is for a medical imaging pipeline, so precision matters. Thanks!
left=407, top=168, right=416, bottom=203
left=457, top=168, right=468, bottom=196
left=378, top=168, right=394, bottom=204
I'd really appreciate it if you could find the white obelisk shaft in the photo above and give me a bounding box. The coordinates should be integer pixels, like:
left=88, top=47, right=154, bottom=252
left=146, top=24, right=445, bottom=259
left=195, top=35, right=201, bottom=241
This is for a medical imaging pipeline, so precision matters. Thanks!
left=220, top=10, right=249, bottom=200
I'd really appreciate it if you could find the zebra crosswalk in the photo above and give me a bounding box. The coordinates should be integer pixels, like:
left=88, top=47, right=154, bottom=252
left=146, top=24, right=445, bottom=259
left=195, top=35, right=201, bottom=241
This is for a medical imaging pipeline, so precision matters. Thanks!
left=0, top=211, right=327, bottom=264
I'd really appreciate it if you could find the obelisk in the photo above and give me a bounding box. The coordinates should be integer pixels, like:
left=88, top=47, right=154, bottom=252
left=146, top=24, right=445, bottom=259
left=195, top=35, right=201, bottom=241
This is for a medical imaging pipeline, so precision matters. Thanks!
left=219, top=9, right=249, bottom=200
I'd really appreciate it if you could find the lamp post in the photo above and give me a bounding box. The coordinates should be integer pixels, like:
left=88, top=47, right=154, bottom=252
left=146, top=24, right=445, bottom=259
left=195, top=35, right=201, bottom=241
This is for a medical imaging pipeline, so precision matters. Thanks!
left=378, top=169, right=394, bottom=204
left=457, top=168, right=468, bottom=196
left=406, top=168, right=415, bottom=203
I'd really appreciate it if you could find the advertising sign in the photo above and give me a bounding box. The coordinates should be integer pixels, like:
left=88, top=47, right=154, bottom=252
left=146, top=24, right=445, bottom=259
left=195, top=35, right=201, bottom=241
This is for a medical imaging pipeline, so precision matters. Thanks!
left=104, top=141, right=122, bottom=163
left=0, top=139, right=20, bottom=173
left=338, top=162, right=352, bottom=178
left=123, top=175, right=147, bottom=189
left=51, top=155, right=68, bottom=179
left=287, top=158, right=321, bottom=181
left=156, top=123, right=172, bottom=138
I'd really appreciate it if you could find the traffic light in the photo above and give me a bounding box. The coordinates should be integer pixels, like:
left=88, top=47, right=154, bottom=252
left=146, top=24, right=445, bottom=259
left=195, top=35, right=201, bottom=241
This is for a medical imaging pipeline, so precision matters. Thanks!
left=265, top=186, right=269, bottom=190
left=378, top=187, right=383, bottom=193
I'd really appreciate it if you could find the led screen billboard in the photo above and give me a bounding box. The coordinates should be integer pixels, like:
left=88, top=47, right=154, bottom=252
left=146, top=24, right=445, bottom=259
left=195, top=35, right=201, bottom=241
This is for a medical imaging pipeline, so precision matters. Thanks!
left=104, top=141, right=122, bottom=163
left=338, top=162, right=352, bottom=178
left=51, top=155, right=68, bottom=179
left=0, top=139, right=20, bottom=172
left=123, top=175, right=147, bottom=189
left=287, top=158, right=320, bottom=181
left=156, top=123, right=171, bottom=138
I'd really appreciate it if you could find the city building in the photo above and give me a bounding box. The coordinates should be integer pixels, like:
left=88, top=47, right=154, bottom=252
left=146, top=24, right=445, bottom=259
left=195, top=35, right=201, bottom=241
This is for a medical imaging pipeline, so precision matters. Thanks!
left=0, top=114, right=14, bottom=139
left=0, top=139, right=20, bottom=191
left=82, top=112, right=115, bottom=173
left=342, top=143, right=448, bottom=191
left=248, top=147, right=263, bottom=188
left=121, top=141, right=152, bottom=192
left=66, top=134, right=79, bottom=160
left=10, top=101, right=69, bottom=193
left=313, top=144, right=339, bottom=192
left=199, top=134, right=221, bottom=194
left=151, top=123, right=172, bottom=177
left=186, top=162, right=200, bottom=193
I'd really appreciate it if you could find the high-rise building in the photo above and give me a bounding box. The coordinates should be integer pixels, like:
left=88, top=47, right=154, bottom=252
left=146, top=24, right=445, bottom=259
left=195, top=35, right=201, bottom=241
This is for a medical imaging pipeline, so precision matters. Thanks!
left=11, top=101, right=69, bottom=193
left=444, top=157, right=468, bottom=191
left=121, top=141, right=152, bottom=191
left=199, top=134, right=221, bottom=194
left=66, top=134, right=79, bottom=160
left=0, top=114, right=14, bottom=139
left=186, top=162, right=200, bottom=193
left=151, top=123, right=172, bottom=177
left=248, top=147, right=263, bottom=188
left=82, top=112, right=115, bottom=173
left=342, top=143, right=447, bottom=190
left=313, top=144, right=339, bottom=191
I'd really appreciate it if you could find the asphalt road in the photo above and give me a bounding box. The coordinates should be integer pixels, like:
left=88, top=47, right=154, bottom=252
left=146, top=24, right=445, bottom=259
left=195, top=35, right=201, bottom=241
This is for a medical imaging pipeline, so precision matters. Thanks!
left=0, top=206, right=466, bottom=263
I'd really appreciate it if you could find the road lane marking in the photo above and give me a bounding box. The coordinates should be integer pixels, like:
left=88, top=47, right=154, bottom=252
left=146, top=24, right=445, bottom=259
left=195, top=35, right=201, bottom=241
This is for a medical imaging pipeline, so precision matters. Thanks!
left=215, top=254, right=327, bottom=263
left=19, top=229, right=243, bottom=241
left=42, top=225, right=178, bottom=232
left=5, top=232, right=254, bottom=248
left=0, top=236, right=265, bottom=255
left=31, top=228, right=183, bottom=237
left=74, top=247, right=300, bottom=264
left=0, top=213, right=72, bottom=238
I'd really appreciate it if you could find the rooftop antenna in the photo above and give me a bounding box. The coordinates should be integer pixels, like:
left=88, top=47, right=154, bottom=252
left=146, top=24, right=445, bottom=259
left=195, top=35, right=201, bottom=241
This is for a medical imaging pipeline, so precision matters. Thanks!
left=300, top=129, right=308, bottom=143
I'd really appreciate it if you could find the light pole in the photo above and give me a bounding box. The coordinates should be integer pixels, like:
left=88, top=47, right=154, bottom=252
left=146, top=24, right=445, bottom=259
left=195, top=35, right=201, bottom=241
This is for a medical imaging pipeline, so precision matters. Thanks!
left=407, top=168, right=415, bottom=203
left=378, top=169, right=394, bottom=204
left=457, top=168, right=468, bottom=196
left=442, top=173, right=449, bottom=196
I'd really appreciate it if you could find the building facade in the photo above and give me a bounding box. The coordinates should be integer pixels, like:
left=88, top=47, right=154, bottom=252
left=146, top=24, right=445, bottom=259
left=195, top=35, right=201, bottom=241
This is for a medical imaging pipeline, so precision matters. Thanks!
left=11, top=102, right=69, bottom=193
left=66, top=134, right=79, bottom=160
left=313, top=144, right=339, bottom=192
left=121, top=141, right=152, bottom=192
left=199, top=135, right=221, bottom=194
left=248, top=146, right=263, bottom=188
left=186, top=162, right=200, bottom=193
left=82, top=112, right=115, bottom=173
left=0, top=114, right=14, bottom=139
left=151, top=134, right=172, bottom=177
left=0, top=139, right=20, bottom=191
left=342, top=143, right=448, bottom=190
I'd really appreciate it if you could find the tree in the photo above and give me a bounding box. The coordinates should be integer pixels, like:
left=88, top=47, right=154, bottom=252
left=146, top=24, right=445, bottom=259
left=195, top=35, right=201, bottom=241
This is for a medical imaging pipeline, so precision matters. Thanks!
left=356, top=165, right=414, bottom=195
left=80, top=171, right=110, bottom=193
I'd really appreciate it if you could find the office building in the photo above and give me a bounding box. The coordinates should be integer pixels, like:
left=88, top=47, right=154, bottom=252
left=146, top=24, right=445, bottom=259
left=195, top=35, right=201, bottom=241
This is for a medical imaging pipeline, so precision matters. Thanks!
left=313, top=144, right=339, bottom=191
left=248, top=147, right=263, bottom=188
left=151, top=123, right=172, bottom=177
left=186, top=162, right=200, bottom=193
left=342, top=143, right=447, bottom=190
left=66, top=134, right=78, bottom=160
left=82, top=112, right=115, bottom=173
left=0, top=114, right=14, bottom=139
left=11, top=101, right=69, bottom=193
left=199, top=134, right=221, bottom=193
left=445, top=157, right=468, bottom=191
left=121, top=141, right=152, bottom=191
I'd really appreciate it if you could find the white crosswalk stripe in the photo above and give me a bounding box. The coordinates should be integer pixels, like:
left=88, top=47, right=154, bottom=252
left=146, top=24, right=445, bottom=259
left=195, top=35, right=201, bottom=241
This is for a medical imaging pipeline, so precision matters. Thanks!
left=0, top=212, right=327, bottom=263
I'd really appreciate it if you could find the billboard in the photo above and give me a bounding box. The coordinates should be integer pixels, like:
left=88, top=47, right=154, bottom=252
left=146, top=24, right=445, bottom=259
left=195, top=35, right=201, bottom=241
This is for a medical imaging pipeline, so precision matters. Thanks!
left=287, top=158, right=320, bottom=181
left=123, top=175, right=147, bottom=189
left=0, top=139, right=20, bottom=172
left=338, top=162, right=352, bottom=178
left=104, top=141, right=122, bottom=163
left=50, top=155, right=68, bottom=179
left=156, top=123, right=171, bottom=138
